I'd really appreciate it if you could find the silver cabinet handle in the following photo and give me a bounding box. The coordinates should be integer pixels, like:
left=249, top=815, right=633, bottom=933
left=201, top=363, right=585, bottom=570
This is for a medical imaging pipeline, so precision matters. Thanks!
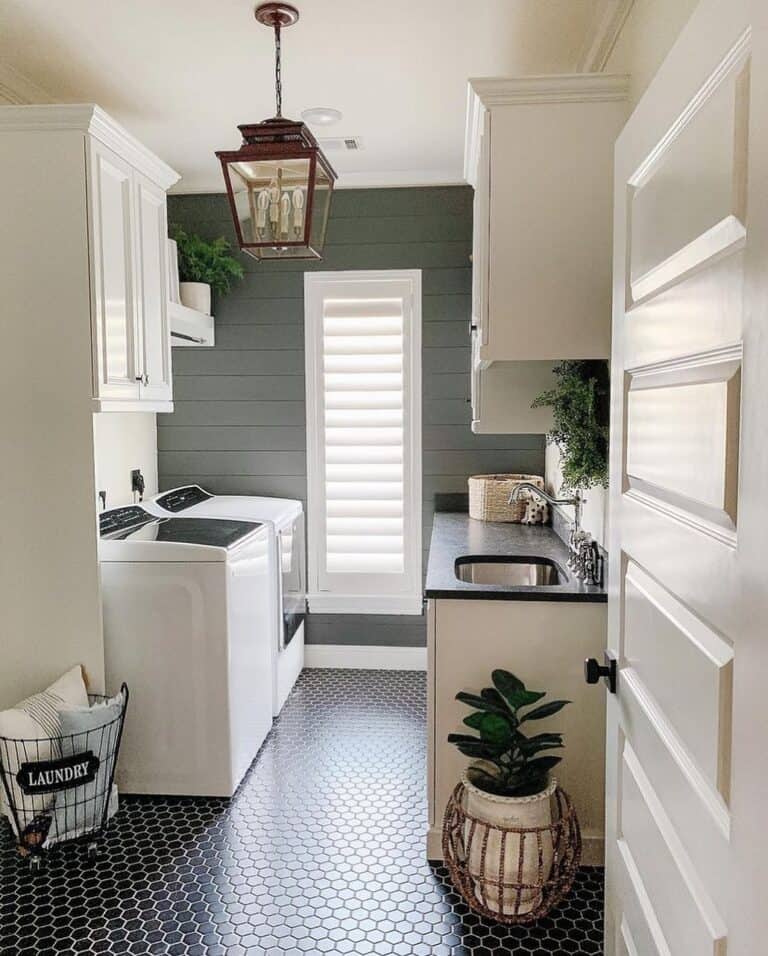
left=143, top=373, right=150, bottom=386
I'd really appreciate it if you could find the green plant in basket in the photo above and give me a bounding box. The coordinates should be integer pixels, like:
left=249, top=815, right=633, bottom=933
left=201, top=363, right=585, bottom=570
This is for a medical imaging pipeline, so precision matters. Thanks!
left=448, top=669, right=570, bottom=798
left=170, top=225, right=245, bottom=296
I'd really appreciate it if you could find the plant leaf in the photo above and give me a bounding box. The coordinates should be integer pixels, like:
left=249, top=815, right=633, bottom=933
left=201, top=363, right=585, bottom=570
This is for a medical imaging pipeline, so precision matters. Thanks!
left=520, top=699, right=571, bottom=722
left=455, top=691, right=508, bottom=716
left=491, top=670, right=525, bottom=698
left=476, top=713, right=513, bottom=748
left=519, top=733, right=563, bottom=753
left=525, top=755, right=562, bottom=774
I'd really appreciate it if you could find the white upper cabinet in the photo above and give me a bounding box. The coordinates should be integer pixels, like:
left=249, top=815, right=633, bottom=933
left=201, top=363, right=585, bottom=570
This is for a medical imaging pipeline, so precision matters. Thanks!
left=85, top=113, right=178, bottom=410
left=0, top=104, right=179, bottom=412
left=465, top=75, right=629, bottom=366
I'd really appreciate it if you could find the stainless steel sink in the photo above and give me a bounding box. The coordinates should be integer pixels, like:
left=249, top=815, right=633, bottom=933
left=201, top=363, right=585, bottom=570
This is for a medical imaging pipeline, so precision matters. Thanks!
left=455, top=556, right=563, bottom=586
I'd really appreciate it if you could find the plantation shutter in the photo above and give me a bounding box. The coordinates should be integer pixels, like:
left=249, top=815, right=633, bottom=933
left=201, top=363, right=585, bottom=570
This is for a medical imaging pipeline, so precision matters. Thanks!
left=304, top=271, right=422, bottom=614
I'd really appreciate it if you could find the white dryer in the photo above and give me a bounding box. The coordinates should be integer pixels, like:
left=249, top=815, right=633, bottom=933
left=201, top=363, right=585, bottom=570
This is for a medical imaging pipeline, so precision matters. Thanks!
left=99, top=505, right=275, bottom=797
left=146, top=486, right=305, bottom=716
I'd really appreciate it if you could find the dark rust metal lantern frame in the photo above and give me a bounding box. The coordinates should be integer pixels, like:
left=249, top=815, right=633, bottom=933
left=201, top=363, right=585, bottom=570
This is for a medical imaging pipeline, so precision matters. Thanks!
left=216, top=3, right=337, bottom=262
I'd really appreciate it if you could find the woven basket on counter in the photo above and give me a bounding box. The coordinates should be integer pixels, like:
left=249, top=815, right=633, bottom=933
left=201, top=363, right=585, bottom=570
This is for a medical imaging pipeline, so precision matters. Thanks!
left=468, top=474, right=544, bottom=523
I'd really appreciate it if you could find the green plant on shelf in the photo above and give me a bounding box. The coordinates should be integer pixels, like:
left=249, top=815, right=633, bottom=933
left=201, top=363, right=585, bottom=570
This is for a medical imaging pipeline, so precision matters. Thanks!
left=532, top=359, right=610, bottom=491
left=448, top=670, right=570, bottom=798
left=170, top=225, right=245, bottom=297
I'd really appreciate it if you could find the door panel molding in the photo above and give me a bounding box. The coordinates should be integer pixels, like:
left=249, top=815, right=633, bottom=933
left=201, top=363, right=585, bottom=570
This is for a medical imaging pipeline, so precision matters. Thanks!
left=620, top=745, right=727, bottom=954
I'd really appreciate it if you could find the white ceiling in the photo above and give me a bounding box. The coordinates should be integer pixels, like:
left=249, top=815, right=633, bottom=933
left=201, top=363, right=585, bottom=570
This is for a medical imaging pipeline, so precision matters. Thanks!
left=0, top=0, right=604, bottom=192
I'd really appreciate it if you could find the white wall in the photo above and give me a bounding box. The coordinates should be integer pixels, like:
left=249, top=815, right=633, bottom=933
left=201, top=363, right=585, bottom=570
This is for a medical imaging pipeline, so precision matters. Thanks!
left=545, top=441, right=609, bottom=548
left=93, top=413, right=158, bottom=509
left=606, top=0, right=700, bottom=108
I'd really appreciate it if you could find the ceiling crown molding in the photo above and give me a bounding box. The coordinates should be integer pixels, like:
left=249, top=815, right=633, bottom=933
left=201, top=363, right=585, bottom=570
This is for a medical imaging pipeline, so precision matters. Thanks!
left=0, top=63, right=54, bottom=105
left=577, top=0, right=636, bottom=73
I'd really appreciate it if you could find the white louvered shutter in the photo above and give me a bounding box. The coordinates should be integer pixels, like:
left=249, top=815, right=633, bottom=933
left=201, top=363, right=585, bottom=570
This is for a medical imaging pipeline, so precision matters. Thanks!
left=305, top=272, right=422, bottom=614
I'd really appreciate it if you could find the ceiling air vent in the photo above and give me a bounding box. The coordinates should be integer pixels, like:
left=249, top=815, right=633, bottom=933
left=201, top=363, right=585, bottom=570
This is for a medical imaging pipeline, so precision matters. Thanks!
left=317, top=136, right=364, bottom=152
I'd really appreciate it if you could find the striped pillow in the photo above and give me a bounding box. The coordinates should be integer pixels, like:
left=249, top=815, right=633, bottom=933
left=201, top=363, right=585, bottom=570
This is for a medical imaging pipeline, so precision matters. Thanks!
left=0, top=666, right=89, bottom=840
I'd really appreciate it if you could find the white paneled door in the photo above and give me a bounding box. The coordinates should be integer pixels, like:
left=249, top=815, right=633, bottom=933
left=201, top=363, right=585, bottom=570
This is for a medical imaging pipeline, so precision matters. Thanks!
left=605, top=0, right=768, bottom=954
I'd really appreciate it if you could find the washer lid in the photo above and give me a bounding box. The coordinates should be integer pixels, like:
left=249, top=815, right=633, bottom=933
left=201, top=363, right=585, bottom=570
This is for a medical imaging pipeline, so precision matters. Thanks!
left=112, top=517, right=262, bottom=548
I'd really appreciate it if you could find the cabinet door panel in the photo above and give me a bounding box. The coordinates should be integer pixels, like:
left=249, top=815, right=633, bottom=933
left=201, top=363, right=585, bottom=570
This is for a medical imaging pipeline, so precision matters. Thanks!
left=135, top=174, right=172, bottom=403
left=88, top=140, right=140, bottom=400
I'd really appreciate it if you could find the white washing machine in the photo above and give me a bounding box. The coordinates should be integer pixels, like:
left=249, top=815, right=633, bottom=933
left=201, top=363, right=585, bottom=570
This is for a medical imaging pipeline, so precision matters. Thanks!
left=146, top=486, right=305, bottom=716
left=99, top=505, right=275, bottom=797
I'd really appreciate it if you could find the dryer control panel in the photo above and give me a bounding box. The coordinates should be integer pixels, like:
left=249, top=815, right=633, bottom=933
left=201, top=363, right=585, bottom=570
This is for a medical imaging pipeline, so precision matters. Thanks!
left=155, top=486, right=213, bottom=513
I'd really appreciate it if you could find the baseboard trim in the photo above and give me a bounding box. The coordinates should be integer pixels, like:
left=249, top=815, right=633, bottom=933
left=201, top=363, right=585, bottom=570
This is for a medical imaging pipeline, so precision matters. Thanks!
left=427, top=826, right=605, bottom=866
left=304, top=644, right=427, bottom=671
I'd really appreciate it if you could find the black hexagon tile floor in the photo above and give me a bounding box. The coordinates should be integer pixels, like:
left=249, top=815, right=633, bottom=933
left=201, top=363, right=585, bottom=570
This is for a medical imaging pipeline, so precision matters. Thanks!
left=0, top=669, right=603, bottom=955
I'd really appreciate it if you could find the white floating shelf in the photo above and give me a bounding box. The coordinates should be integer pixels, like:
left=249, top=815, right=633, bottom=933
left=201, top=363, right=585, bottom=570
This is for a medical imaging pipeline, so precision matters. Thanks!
left=169, top=300, right=215, bottom=347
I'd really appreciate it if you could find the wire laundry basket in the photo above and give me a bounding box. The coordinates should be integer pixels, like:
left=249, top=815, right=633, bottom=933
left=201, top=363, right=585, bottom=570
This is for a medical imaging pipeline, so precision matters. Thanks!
left=0, top=684, right=128, bottom=869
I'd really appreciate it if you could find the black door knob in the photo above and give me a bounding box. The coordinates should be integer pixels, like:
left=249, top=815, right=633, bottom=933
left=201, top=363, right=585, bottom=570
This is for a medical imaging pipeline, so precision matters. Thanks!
left=584, top=653, right=617, bottom=694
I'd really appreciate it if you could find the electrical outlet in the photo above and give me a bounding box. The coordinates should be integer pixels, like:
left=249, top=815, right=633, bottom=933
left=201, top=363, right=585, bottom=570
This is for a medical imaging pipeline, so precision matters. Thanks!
left=131, top=469, right=145, bottom=499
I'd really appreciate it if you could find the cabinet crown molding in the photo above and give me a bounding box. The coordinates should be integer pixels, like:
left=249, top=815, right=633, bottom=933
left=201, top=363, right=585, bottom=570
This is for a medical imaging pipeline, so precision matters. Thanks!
left=0, top=103, right=180, bottom=190
left=464, top=73, right=629, bottom=186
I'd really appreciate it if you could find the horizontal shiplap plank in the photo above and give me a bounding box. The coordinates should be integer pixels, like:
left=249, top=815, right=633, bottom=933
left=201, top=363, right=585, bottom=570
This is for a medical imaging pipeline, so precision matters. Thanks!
left=215, top=297, right=304, bottom=325
left=424, top=322, right=471, bottom=348
left=158, top=427, right=307, bottom=451
left=423, top=450, right=544, bottom=475
left=159, top=451, right=306, bottom=476
left=160, top=474, right=307, bottom=499
left=173, top=349, right=304, bottom=376
left=423, top=347, right=470, bottom=374
left=422, top=269, right=472, bottom=296
left=423, top=428, right=544, bottom=451
left=214, top=324, right=304, bottom=350
left=423, top=294, right=471, bottom=322
left=424, top=373, right=470, bottom=399
left=327, top=214, right=471, bottom=245
left=423, top=400, right=472, bottom=425
left=157, top=401, right=306, bottom=427
left=239, top=241, right=471, bottom=274
left=329, top=186, right=472, bottom=219
left=172, top=375, right=305, bottom=401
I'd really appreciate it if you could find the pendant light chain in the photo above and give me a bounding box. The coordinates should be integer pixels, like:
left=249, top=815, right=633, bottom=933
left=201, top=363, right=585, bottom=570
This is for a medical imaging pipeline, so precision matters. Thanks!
left=274, top=22, right=282, bottom=118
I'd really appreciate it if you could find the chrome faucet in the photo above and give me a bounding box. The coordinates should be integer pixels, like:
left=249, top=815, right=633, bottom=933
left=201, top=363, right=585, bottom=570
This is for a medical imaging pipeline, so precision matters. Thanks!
left=508, top=483, right=584, bottom=533
left=509, top=483, right=588, bottom=572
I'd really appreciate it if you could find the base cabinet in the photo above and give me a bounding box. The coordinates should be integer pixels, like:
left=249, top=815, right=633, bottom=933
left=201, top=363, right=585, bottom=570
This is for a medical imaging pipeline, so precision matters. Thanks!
left=427, top=597, right=607, bottom=865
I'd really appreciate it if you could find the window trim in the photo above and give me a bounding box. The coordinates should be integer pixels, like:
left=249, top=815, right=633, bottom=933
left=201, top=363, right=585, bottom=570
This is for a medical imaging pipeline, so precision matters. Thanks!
left=304, top=269, right=422, bottom=615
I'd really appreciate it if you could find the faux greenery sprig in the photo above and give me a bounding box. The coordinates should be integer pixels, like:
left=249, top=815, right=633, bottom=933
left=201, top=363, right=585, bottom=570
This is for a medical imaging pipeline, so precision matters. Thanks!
left=532, top=360, right=610, bottom=492
left=448, top=670, right=570, bottom=798
left=170, top=225, right=245, bottom=297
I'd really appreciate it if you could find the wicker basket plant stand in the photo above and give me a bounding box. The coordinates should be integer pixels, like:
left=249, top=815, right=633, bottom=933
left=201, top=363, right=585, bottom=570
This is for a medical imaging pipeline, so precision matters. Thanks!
left=442, top=780, right=582, bottom=924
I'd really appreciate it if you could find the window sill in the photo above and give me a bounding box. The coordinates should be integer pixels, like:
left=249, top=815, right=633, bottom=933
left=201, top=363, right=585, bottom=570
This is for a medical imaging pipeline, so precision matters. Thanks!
left=307, top=593, right=424, bottom=615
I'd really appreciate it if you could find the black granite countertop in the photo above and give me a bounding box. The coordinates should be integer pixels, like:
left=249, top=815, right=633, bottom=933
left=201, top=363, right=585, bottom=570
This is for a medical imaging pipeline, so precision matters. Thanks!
left=425, top=512, right=607, bottom=602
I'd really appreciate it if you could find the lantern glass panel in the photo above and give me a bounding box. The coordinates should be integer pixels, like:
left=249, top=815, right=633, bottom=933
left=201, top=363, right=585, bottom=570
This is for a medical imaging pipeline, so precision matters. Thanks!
left=227, top=156, right=313, bottom=256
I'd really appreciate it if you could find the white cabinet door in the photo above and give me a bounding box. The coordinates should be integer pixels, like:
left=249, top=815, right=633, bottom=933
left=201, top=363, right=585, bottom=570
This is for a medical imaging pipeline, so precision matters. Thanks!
left=604, top=1, right=765, bottom=954
left=88, top=139, right=141, bottom=401
left=134, top=173, right=172, bottom=404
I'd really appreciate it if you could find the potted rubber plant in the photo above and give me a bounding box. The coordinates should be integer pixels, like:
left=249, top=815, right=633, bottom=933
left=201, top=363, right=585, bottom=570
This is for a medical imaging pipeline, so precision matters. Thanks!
left=170, top=225, right=244, bottom=315
left=448, top=669, right=570, bottom=914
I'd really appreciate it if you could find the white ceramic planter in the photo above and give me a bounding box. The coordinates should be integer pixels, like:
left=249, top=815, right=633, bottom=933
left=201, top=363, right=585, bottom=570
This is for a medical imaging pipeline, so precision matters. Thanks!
left=180, top=282, right=212, bottom=315
left=461, top=772, right=556, bottom=915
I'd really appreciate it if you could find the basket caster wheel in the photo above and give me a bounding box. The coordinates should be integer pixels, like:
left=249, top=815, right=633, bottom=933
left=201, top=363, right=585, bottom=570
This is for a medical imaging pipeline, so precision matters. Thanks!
left=87, top=842, right=99, bottom=862
left=29, top=856, right=42, bottom=874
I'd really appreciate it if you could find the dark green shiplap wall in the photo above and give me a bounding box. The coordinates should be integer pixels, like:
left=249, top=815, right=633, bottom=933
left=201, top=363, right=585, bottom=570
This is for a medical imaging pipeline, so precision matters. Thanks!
left=161, top=187, right=545, bottom=646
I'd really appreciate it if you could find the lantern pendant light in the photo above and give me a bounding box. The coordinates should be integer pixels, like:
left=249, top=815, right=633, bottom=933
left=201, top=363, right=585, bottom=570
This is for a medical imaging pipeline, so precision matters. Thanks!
left=216, top=3, right=337, bottom=261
